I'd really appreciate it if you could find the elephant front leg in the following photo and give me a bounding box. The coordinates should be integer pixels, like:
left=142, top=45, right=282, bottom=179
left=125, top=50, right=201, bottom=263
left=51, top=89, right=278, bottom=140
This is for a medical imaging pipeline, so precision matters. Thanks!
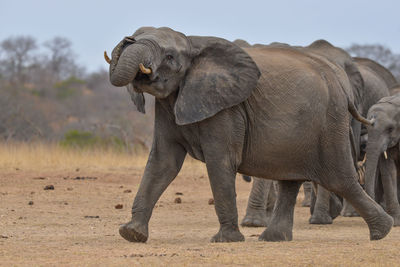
left=206, top=161, right=244, bottom=243
left=119, top=143, right=186, bottom=243
left=241, top=178, right=273, bottom=227
left=380, top=158, right=400, bottom=226
left=259, top=180, right=301, bottom=242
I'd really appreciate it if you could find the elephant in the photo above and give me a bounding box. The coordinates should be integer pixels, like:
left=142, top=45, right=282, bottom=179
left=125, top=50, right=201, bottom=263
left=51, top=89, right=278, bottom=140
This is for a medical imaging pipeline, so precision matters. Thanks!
left=362, top=89, right=400, bottom=226
left=105, top=26, right=393, bottom=243
left=237, top=40, right=381, bottom=225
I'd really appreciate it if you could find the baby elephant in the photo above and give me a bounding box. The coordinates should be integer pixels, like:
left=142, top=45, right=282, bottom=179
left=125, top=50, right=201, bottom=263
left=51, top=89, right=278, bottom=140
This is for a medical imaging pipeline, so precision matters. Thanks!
left=364, top=91, right=400, bottom=226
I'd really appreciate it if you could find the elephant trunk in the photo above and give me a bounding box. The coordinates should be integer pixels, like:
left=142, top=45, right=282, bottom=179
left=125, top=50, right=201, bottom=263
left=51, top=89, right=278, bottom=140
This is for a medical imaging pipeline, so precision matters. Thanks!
left=364, top=136, right=385, bottom=200
left=109, top=42, right=151, bottom=87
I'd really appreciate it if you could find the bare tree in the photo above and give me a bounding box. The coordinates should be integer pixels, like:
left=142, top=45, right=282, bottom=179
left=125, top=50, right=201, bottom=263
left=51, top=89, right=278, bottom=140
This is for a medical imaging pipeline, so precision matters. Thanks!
left=43, top=37, right=80, bottom=81
left=0, top=36, right=38, bottom=86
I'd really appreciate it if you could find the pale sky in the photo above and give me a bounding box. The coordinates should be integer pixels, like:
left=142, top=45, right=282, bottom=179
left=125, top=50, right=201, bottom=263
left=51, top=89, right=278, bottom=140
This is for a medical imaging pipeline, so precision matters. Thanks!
left=1, top=0, right=399, bottom=72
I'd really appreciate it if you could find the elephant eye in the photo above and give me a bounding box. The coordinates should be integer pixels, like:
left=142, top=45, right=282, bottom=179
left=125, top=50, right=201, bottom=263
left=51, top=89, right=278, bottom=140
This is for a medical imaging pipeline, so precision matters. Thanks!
left=166, top=54, right=173, bottom=60
left=387, top=126, right=394, bottom=133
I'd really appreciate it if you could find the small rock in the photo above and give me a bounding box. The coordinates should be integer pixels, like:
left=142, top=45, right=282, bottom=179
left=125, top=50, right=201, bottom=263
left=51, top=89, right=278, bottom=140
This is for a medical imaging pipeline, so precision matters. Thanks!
left=174, top=197, right=182, bottom=204
left=28, top=201, right=34, bottom=205
left=115, top=204, right=123, bottom=209
left=123, top=189, right=132, bottom=193
left=30, top=191, right=35, bottom=195
left=15, top=168, right=20, bottom=171
left=44, top=185, right=54, bottom=190
left=67, top=188, right=73, bottom=191
left=76, top=168, right=80, bottom=172
left=84, top=215, right=99, bottom=219
left=208, top=198, right=214, bottom=205
left=0, top=235, right=8, bottom=239
left=175, top=192, right=183, bottom=195
left=64, top=202, right=68, bottom=205
left=119, top=185, right=124, bottom=188
left=33, top=177, right=46, bottom=180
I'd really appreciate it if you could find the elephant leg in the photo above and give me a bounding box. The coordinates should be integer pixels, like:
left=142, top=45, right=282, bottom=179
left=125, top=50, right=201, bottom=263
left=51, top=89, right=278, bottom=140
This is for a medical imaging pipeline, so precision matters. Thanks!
left=341, top=199, right=360, bottom=217
left=321, top=175, right=393, bottom=240
left=266, top=182, right=277, bottom=220
left=119, top=142, right=187, bottom=243
left=379, top=158, right=400, bottom=226
left=302, top=181, right=312, bottom=207
left=309, top=185, right=332, bottom=224
left=206, top=161, right=244, bottom=242
left=241, top=178, right=273, bottom=227
left=259, top=180, right=301, bottom=242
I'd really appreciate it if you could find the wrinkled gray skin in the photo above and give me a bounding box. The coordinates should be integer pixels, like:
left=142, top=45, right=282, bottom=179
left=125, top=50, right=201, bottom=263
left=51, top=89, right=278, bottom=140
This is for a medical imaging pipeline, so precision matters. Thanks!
left=239, top=40, right=370, bottom=225
left=364, top=91, right=400, bottom=226
left=108, top=27, right=392, bottom=243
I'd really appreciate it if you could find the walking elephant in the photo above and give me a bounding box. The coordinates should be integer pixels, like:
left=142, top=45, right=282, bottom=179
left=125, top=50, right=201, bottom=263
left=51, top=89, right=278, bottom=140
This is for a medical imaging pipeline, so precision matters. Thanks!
left=238, top=40, right=388, bottom=225
left=363, top=90, right=400, bottom=226
left=105, top=27, right=392, bottom=243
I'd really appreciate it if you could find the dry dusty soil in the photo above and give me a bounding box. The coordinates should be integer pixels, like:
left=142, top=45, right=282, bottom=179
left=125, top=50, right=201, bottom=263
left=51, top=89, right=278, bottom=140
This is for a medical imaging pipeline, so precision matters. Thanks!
left=1, top=158, right=400, bottom=266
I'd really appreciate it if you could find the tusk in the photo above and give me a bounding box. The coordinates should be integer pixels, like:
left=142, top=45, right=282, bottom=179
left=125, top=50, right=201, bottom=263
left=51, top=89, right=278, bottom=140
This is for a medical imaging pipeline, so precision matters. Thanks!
left=104, top=51, right=111, bottom=64
left=361, top=153, right=367, bottom=164
left=384, top=151, right=388, bottom=159
left=139, top=63, right=152, bottom=74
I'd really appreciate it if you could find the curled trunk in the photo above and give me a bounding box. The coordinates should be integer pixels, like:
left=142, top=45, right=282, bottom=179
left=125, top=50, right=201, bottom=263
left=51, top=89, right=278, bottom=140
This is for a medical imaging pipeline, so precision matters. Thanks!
left=109, top=42, right=150, bottom=87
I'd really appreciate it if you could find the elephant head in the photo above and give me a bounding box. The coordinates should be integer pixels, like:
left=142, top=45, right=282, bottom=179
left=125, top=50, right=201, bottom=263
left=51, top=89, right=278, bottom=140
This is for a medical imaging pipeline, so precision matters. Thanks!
left=364, top=93, right=400, bottom=198
left=105, top=27, right=260, bottom=124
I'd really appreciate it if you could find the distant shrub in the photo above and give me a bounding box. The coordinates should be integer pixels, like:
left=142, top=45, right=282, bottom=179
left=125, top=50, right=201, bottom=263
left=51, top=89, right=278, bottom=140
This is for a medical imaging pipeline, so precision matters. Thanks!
left=60, top=130, right=125, bottom=151
left=53, top=76, right=85, bottom=99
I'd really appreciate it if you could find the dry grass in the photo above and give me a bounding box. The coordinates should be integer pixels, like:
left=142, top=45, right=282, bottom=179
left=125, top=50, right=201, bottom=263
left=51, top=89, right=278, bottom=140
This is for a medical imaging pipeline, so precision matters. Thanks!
left=1, top=143, right=400, bottom=266
left=0, top=142, right=149, bottom=172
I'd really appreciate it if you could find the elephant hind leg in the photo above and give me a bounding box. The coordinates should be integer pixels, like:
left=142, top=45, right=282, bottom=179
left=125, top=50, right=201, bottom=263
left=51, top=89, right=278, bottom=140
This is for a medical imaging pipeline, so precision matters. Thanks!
left=321, top=174, right=393, bottom=240
left=259, top=180, right=301, bottom=242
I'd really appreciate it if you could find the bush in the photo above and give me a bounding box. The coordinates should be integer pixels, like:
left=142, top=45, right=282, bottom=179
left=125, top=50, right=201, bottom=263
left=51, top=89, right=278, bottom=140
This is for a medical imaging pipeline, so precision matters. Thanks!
left=60, top=130, right=125, bottom=150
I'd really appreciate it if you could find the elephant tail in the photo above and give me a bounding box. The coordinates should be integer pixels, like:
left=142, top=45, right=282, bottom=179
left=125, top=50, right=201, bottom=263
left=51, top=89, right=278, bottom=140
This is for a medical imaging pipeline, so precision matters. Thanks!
left=348, top=101, right=372, bottom=126
left=242, top=175, right=252, bottom=182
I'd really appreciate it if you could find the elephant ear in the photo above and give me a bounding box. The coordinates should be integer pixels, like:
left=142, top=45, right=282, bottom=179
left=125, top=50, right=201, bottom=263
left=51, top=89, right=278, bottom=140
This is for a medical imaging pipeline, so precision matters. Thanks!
left=174, top=36, right=260, bottom=125
left=126, top=83, right=145, bottom=114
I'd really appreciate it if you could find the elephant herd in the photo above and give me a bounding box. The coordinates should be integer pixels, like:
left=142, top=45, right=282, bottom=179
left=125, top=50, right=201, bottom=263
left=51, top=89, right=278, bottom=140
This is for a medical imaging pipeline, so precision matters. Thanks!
left=105, top=26, right=400, bottom=243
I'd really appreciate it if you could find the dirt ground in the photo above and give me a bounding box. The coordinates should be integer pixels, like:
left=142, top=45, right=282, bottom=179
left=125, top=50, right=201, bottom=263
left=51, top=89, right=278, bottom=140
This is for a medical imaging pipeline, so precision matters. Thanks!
left=1, top=149, right=400, bottom=266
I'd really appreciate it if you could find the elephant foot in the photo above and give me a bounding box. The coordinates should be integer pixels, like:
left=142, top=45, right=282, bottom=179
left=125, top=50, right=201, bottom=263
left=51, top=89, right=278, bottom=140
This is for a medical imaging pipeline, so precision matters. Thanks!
left=241, top=210, right=269, bottom=227
left=258, top=226, right=292, bottom=242
left=309, top=211, right=332, bottom=225
left=367, top=212, right=393, bottom=240
left=119, top=220, right=148, bottom=243
left=211, top=225, right=244, bottom=243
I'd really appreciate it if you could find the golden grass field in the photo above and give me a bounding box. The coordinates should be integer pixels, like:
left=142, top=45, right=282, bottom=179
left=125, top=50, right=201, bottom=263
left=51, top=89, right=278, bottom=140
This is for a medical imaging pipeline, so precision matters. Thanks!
left=1, top=143, right=400, bottom=266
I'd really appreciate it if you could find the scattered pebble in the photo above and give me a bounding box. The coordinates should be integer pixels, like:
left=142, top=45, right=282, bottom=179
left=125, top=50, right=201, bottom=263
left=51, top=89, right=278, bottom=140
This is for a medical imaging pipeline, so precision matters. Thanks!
left=119, top=185, right=124, bottom=188
left=44, top=185, right=54, bottom=190
left=84, top=215, right=100, bottom=219
left=67, top=188, right=73, bottom=191
left=72, top=176, right=97, bottom=180
left=175, top=192, right=183, bottom=195
left=30, top=191, right=35, bottom=195
left=174, top=197, right=182, bottom=204
left=0, top=235, right=8, bottom=239
left=33, top=177, right=46, bottom=180
left=115, top=204, right=123, bottom=209
left=208, top=198, right=214, bottom=205
left=76, top=168, right=80, bottom=172
left=28, top=201, right=34, bottom=205
left=123, top=189, right=132, bottom=193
